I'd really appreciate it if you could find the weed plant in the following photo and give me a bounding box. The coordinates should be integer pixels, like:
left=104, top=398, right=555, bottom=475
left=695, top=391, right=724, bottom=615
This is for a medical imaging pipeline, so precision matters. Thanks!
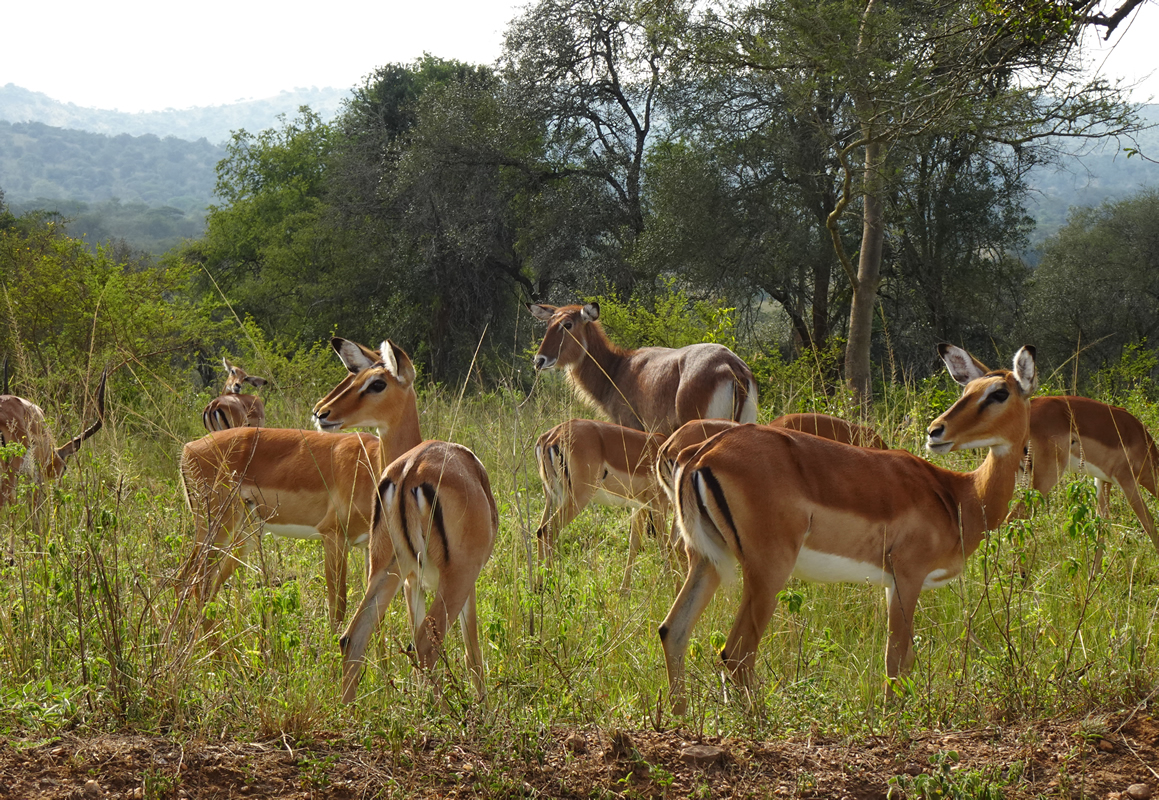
left=0, top=332, right=1156, bottom=768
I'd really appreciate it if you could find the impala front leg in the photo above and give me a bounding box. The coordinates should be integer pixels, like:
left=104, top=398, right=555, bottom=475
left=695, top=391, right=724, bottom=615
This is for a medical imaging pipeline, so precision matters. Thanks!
left=658, top=551, right=722, bottom=715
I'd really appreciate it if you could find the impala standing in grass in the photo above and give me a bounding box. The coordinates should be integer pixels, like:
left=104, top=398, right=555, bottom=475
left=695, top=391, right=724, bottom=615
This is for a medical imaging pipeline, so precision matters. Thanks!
left=658, top=344, right=1037, bottom=714
left=201, top=357, right=268, bottom=431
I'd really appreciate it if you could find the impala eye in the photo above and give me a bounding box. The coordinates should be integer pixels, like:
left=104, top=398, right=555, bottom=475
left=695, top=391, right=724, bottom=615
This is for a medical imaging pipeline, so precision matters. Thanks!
left=368, top=379, right=387, bottom=393
left=989, top=387, right=1009, bottom=404
left=563, top=322, right=573, bottom=330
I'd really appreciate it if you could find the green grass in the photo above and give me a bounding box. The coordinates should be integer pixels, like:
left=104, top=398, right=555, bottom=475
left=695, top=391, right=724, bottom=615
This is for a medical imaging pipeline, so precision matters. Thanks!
left=1, top=358, right=1157, bottom=755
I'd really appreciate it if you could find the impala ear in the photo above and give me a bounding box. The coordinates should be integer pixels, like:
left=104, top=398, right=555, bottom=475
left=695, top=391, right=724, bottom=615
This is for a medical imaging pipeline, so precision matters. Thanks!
left=1012, top=346, right=1038, bottom=395
left=331, top=337, right=378, bottom=374
left=581, top=302, right=600, bottom=323
left=382, top=341, right=416, bottom=387
left=245, top=375, right=267, bottom=388
left=937, top=343, right=989, bottom=387
left=222, top=356, right=234, bottom=372
left=527, top=303, right=555, bottom=322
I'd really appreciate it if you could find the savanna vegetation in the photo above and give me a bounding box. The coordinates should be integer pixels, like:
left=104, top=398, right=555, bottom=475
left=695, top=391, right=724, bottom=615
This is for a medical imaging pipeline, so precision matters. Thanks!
left=2, top=0, right=1159, bottom=795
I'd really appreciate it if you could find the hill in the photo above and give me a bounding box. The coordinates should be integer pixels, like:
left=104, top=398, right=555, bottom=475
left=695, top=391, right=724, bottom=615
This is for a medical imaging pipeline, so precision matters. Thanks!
left=0, top=83, right=348, bottom=145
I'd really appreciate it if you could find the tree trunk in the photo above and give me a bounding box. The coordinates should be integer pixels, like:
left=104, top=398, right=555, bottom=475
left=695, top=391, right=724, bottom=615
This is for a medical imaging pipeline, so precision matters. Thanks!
left=845, top=139, right=885, bottom=407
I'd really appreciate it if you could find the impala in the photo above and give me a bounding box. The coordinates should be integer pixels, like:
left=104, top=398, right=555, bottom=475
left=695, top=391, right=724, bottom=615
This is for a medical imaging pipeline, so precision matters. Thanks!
left=528, top=302, right=758, bottom=435
left=654, top=413, right=888, bottom=505
left=202, top=357, right=268, bottom=431
left=534, top=419, right=670, bottom=592
left=312, top=338, right=497, bottom=704
left=0, top=368, right=107, bottom=508
left=946, top=349, right=1159, bottom=553
left=658, top=344, right=1036, bottom=714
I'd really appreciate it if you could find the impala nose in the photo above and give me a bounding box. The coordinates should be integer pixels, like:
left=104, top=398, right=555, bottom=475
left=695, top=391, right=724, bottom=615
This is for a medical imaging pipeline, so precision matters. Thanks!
left=533, top=354, right=548, bottom=370
left=927, top=423, right=945, bottom=439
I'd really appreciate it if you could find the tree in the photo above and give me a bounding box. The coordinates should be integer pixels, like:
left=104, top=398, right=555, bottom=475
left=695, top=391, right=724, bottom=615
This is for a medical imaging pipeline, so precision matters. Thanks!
left=693, top=0, right=1145, bottom=404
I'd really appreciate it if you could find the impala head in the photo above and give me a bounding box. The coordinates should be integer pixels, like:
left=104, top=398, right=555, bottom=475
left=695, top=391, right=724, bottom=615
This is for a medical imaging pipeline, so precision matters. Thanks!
left=528, top=302, right=601, bottom=371
left=312, top=338, right=417, bottom=432
left=222, top=357, right=267, bottom=395
left=926, top=344, right=1037, bottom=457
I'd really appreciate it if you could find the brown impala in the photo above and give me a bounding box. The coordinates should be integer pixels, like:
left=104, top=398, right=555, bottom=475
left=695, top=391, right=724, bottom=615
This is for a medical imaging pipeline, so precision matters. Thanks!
left=946, top=349, right=1159, bottom=553
left=528, top=302, right=758, bottom=435
left=202, top=357, right=268, bottom=431
left=536, top=413, right=888, bottom=592
left=312, top=338, right=497, bottom=704
left=0, top=368, right=107, bottom=508
left=658, top=344, right=1036, bottom=714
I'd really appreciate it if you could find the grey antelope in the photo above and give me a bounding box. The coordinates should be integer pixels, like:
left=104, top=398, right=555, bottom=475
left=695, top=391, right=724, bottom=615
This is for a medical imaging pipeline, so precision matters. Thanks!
left=202, top=357, right=268, bottom=431
left=536, top=414, right=889, bottom=592
left=947, top=349, right=1159, bottom=554
left=528, top=302, right=758, bottom=435
left=312, top=338, right=497, bottom=704
left=0, top=368, right=108, bottom=508
left=658, top=344, right=1037, bottom=714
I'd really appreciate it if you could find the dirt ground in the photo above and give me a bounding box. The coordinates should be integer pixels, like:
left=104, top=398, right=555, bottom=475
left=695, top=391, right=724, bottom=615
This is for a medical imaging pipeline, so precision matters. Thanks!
left=0, top=712, right=1155, bottom=799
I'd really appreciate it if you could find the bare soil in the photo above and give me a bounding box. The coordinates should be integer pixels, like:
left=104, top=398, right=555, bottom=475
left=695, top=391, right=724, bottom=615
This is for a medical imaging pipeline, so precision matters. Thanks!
left=1, top=712, right=1156, bottom=799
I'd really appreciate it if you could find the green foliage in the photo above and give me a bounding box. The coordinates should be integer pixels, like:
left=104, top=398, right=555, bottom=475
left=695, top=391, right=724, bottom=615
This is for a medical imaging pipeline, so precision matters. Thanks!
left=887, top=751, right=1008, bottom=800
left=593, top=286, right=739, bottom=351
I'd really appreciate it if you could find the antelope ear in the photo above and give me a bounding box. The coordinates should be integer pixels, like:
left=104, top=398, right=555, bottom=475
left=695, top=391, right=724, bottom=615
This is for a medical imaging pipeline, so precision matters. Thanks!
left=331, top=338, right=377, bottom=374
left=581, top=302, right=600, bottom=322
left=383, top=341, right=416, bottom=387
left=245, top=375, right=267, bottom=388
left=1012, top=346, right=1038, bottom=395
left=222, top=356, right=234, bottom=372
left=937, top=343, right=989, bottom=387
left=527, top=303, right=555, bottom=322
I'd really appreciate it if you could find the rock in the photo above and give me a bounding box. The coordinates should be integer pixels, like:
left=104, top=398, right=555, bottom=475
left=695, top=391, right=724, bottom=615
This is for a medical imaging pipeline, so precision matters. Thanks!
left=82, top=779, right=101, bottom=797
left=680, top=744, right=726, bottom=767
left=1098, top=739, right=1116, bottom=752
left=606, top=730, right=633, bottom=760
left=1126, top=784, right=1152, bottom=800
left=564, top=733, right=587, bottom=754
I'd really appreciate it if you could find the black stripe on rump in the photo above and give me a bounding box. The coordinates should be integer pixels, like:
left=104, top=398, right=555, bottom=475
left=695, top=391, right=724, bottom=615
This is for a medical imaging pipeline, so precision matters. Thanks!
left=420, top=483, right=450, bottom=564
left=697, top=466, right=742, bottom=557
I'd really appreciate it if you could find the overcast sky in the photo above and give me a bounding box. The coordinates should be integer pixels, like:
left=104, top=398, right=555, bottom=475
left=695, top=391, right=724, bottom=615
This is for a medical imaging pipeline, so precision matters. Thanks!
left=2, top=0, right=1155, bottom=113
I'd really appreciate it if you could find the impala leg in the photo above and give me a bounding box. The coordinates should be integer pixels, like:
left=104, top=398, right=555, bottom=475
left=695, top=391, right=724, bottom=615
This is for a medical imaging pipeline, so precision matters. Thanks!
left=457, top=586, right=486, bottom=702
left=721, top=559, right=795, bottom=690
left=658, top=551, right=722, bottom=715
left=321, top=527, right=350, bottom=630
left=884, top=571, right=922, bottom=695
left=339, top=557, right=405, bottom=703
left=619, top=507, right=646, bottom=595
left=413, top=563, right=483, bottom=695
left=1118, top=476, right=1159, bottom=554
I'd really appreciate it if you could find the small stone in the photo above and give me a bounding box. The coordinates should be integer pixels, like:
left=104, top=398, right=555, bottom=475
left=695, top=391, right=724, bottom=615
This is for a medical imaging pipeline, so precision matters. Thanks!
left=680, top=744, right=726, bottom=767
left=82, top=779, right=101, bottom=797
left=564, top=733, right=587, bottom=754
left=1126, top=784, right=1152, bottom=800
left=1098, top=739, right=1115, bottom=752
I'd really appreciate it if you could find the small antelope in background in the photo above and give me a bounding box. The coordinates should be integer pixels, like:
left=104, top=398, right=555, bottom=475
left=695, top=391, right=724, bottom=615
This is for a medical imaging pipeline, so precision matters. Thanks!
left=528, top=302, right=758, bottom=435
left=0, top=366, right=108, bottom=509
left=202, top=357, right=267, bottom=431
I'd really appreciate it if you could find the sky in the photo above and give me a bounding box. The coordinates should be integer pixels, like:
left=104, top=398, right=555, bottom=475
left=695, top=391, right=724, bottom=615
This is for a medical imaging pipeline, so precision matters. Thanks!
left=2, top=0, right=1156, bottom=113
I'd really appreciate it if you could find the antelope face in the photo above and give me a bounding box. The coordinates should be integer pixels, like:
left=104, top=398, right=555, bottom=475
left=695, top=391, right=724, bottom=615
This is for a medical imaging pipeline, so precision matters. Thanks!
left=222, top=357, right=267, bottom=395
left=312, top=338, right=416, bottom=432
left=528, top=302, right=600, bottom=371
left=927, top=345, right=1036, bottom=456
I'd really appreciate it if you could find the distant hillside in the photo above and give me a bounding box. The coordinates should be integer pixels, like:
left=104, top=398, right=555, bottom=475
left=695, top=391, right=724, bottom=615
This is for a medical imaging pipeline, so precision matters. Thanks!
left=0, top=121, right=224, bottom=210
left=0, top=84, right=348, bottom=144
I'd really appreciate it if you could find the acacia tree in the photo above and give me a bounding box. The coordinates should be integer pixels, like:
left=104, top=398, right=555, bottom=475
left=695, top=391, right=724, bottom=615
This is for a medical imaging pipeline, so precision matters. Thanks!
left=694, top=0, right=1146, bottom=404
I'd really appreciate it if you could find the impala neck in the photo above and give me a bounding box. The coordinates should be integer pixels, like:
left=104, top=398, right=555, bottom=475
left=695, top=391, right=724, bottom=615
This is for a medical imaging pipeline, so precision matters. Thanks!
left=963, top=439, right=1026, bottom=551
left=377, top=392, right=424, bottom=467
left=570, top=325, right=630, bottom=405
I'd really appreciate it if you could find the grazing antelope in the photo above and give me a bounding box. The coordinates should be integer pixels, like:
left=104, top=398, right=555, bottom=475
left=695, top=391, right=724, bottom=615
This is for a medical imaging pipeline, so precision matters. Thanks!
left=312, top=338, right=497, bottom=704
left=0, top=368, right=107, bottom=508
left=535, top=419, right=670, bottom=592
left=946, top=349, right=1159, bottom=553
left=658, top=344, right=1036, bottom=714
left=528, top=302, right=758, bottom=435
left=179, top=426, right=381, bottom=629
left=201, top=357, right=268, bottom=431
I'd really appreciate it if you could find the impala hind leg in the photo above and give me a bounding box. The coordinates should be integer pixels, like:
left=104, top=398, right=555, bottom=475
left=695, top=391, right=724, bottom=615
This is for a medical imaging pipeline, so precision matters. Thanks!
left=457, top=587, right=486, bottom=701
left=721, top=557, right=797, bottom=691
left=414, top=562, right=486, bottom=699
left=339, top=558, right=406, bottom=703
left=658, top=551, right=722, bottom=715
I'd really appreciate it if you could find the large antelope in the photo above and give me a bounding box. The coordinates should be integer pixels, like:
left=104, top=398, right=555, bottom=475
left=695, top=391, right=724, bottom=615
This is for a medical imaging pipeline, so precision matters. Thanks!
left=946, top=349, right=1159, bottom=553
left=312, top=338, right=497, bottom=704
left=0, top=368, right=107, bottom=508
left=658, top=344, right=1037, bottom=714
left=202, top=357, right=268, bottom=431
left=528, top=302, right=758, bottom=435
left=536, top=413, right=888, bottom=592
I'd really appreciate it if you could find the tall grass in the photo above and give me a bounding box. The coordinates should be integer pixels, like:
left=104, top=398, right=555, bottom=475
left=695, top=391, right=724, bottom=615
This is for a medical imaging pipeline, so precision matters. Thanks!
left=0, top=341, right=1156, bottom=754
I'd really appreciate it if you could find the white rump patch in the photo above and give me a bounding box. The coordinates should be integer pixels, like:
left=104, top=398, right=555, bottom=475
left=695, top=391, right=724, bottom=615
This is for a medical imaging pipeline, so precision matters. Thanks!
left=703, top=383, right=734, bottom=421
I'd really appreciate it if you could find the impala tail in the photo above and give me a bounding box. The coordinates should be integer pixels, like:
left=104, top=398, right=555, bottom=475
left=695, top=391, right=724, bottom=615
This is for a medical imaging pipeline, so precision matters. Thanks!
left=675, top=463, right=739, bottom=584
